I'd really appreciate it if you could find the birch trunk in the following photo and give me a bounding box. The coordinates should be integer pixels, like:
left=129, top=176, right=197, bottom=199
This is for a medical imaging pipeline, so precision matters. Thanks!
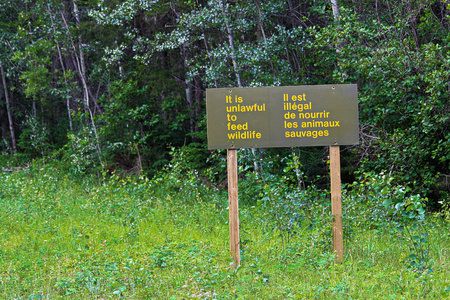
left=47, top=4, right=73, bottom=131
left=71, top=0, right=102, bottom=158
left=0, top=63, right=17, bottom=152
left=222, top=3, right=243, bottom=88
left=330, top=0, right=347, bottom=80
left=182, top=44, right=195, bottom=135
left=330, top=0, right=341, bottom=22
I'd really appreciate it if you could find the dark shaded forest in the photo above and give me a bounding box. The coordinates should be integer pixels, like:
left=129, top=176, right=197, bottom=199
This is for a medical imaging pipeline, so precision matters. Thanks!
left=0, top=0, right=449, bottom=206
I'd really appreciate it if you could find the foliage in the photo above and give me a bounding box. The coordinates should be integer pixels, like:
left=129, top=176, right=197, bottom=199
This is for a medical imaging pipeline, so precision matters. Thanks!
left=97, top=72, right=188, bottom=174
left=0, top=0, right=448, bottom=208
left=311, top=1, right=450, bottom=205
left=65, top=124, right=103, bottom=175
left=17, top=114, right=50, bottom=159
left=342, top=172, right=433, bottom=278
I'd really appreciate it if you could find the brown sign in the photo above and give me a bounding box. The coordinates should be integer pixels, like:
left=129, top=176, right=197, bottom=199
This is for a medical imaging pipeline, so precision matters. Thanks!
left=206, top=84, right=359, bottom=149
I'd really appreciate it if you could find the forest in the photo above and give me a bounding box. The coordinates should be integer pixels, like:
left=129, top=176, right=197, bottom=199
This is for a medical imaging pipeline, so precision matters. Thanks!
left=0, top=0, right=449, bottom=206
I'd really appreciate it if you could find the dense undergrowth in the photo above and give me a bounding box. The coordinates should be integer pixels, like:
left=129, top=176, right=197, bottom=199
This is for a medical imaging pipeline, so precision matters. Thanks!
left=0, top=154, right=449, bottom=299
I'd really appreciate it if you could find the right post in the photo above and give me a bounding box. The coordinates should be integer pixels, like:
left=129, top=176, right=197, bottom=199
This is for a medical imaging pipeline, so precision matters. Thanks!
left=330, top=145, right=343, bottom=261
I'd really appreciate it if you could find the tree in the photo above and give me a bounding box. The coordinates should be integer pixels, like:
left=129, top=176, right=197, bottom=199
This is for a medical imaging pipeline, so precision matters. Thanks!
left=314, top=0, right=450, bottom=203
left=0, top=0, right=24, bottom=153
left=0, top=62, right=16, bottom=152
left=0, top=0, right=447, bottom=204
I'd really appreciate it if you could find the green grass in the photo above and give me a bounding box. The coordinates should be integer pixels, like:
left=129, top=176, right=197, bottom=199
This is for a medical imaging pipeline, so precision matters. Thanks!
left=0, top=164, right=449, bottom=299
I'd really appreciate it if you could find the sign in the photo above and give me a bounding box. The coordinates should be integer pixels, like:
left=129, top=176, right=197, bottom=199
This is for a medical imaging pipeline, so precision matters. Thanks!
left=206, top=84, right=358, bottom=149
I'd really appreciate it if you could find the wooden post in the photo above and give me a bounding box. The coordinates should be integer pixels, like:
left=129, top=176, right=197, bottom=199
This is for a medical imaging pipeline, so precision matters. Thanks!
left=227, top=149, right=240, bottom=267
left=330, top=145, right=343, bottom=261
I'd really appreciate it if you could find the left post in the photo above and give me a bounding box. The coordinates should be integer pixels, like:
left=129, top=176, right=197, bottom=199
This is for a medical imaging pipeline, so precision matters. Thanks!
left=227, top=149, right=240, bottom=267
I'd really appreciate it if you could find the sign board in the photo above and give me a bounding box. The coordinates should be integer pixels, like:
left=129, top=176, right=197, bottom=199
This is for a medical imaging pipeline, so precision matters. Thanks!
left=206, top=84, right=358, bottom=149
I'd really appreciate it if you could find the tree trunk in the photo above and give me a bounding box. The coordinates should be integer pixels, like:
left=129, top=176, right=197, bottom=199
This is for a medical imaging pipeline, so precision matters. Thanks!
left=69, top=0, right=102, bottom=159
left=330, top=0, right=347, bottom=81
left=72, top=1, right=90, bottom=111
left=222, top=3, right=243, bottom=88
left=0, top=100, right=5, bottom=140
left=182, top=43, right=196, bottom=136
left=47, top=3, right=73, bottom=131
left=202, top=29, right=218, bottom=87
left=0, top=62, right=17, bottom=152
left=255, top=0, right=277, bottom=82
left=330, top=0, right=341, bottom=22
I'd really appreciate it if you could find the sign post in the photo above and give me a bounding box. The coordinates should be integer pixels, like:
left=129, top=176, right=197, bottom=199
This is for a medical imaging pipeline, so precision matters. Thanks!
left=330, top=145, right=343, bottom=261
left=227, top=149, right=240, bottom=266
left=206, top=85, right=358, bottom=265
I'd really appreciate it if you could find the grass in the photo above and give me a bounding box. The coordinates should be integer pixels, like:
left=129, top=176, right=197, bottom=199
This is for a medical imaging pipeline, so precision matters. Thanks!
left=0, top=163, right=449, bottom=299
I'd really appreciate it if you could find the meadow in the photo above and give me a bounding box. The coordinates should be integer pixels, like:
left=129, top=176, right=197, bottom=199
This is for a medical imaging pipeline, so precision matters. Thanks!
left=0, top=161, right=449, bottom=299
